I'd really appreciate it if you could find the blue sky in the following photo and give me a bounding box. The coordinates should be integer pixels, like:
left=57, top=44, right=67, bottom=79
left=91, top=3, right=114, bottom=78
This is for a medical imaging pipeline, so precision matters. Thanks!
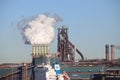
left=0, top=0, right=120, bottom=63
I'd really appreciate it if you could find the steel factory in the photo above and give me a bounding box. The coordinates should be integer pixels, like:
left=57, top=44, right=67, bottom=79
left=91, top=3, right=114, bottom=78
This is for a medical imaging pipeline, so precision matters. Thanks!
left=0, top=26, right=120, bottom=80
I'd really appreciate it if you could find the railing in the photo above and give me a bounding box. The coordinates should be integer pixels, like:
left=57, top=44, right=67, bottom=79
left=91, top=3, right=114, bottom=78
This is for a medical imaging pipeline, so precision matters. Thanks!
left=0, top=65, right=35, bottom=80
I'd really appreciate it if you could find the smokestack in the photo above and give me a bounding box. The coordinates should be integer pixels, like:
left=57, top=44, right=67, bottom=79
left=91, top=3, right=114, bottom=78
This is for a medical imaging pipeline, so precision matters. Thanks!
left=105, top=44, right=109, bottom=61
left=32, top=44, right=50, bottom=58
left=32, top=46, right=35, bottom=56
left=111, top=45, right=115, bottom=61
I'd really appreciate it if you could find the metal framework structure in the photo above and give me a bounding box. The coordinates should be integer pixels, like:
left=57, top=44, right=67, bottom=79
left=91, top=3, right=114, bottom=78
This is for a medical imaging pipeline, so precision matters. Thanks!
left=57, top=26, right=84, bottom=62
left=0, top=64, right=34, bottom=80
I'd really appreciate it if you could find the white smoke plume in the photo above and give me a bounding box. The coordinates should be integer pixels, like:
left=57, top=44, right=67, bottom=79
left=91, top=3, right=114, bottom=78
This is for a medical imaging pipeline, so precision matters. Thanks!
left=18, top=14, right=60, bottom=45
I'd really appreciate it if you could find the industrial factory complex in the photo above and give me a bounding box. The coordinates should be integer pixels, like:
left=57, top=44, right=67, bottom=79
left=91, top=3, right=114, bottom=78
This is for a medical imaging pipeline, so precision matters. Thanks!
left=0, top=26, right=120, bottom=80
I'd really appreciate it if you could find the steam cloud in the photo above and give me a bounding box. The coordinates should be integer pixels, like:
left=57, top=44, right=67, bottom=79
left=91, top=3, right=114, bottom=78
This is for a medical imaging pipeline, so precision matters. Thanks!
left=18, top=14, right=60, bottom=45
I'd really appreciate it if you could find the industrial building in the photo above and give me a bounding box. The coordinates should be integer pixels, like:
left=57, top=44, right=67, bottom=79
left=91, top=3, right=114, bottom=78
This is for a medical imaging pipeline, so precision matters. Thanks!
left=0, top=26, right=120, bottom=80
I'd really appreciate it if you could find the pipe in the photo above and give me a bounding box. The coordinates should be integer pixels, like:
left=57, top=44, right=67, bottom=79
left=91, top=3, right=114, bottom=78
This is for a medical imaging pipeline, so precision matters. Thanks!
left=47, top=46, right=50, bottom=55
left=43, top=45, right=45, bottom=55
left=38, top=45, right=40, bottom=55
left=32, top=46, right=35, bottom=56
left=41, top=46, right=43, bottom=55
left=68, top=40, right=84, bottom=60
left=36, top=46, right=37, bottom=56
left=74, top=46, right=76, bottom=62
left=39, top=45, right=42, bottom=55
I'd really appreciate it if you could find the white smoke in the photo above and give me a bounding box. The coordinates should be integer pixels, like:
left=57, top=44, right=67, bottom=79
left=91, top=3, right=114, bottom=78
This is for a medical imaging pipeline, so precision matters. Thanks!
left=18, top=14, right=59, bottom=45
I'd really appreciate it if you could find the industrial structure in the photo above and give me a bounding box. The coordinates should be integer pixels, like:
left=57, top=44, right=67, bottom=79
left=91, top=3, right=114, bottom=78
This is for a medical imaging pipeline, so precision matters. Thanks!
left=32, top=44, right=50, bottom=57
left=105, top=44, right=110, bottom=61
left=32, top=44, right=51, bottom=65
left=0, top=26, right=120, bottom=80
left=111, top=45, right=115, bottom=62
left=58, top=26, right=84, bottom=62
left=105, top=44, right=118, bottom=62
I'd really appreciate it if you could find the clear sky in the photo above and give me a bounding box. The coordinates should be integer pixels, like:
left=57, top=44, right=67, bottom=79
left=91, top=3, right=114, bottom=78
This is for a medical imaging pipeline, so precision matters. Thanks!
left=0, top=0, right=120, bottom=63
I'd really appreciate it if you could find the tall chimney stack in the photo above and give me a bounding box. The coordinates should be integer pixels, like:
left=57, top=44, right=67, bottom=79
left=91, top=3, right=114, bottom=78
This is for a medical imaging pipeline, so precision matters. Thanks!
left=105, top=44, right=109, bottom=61
left=111, top=45, right=115, bottom=61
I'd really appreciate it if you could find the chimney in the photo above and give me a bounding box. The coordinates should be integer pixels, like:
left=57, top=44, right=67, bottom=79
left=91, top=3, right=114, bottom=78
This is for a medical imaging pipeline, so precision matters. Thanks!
left=105, top=44, right=109, bottom=61
left=32, top=44, right=50, bottom=58
left=111, top=45, right=115, bottom=61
